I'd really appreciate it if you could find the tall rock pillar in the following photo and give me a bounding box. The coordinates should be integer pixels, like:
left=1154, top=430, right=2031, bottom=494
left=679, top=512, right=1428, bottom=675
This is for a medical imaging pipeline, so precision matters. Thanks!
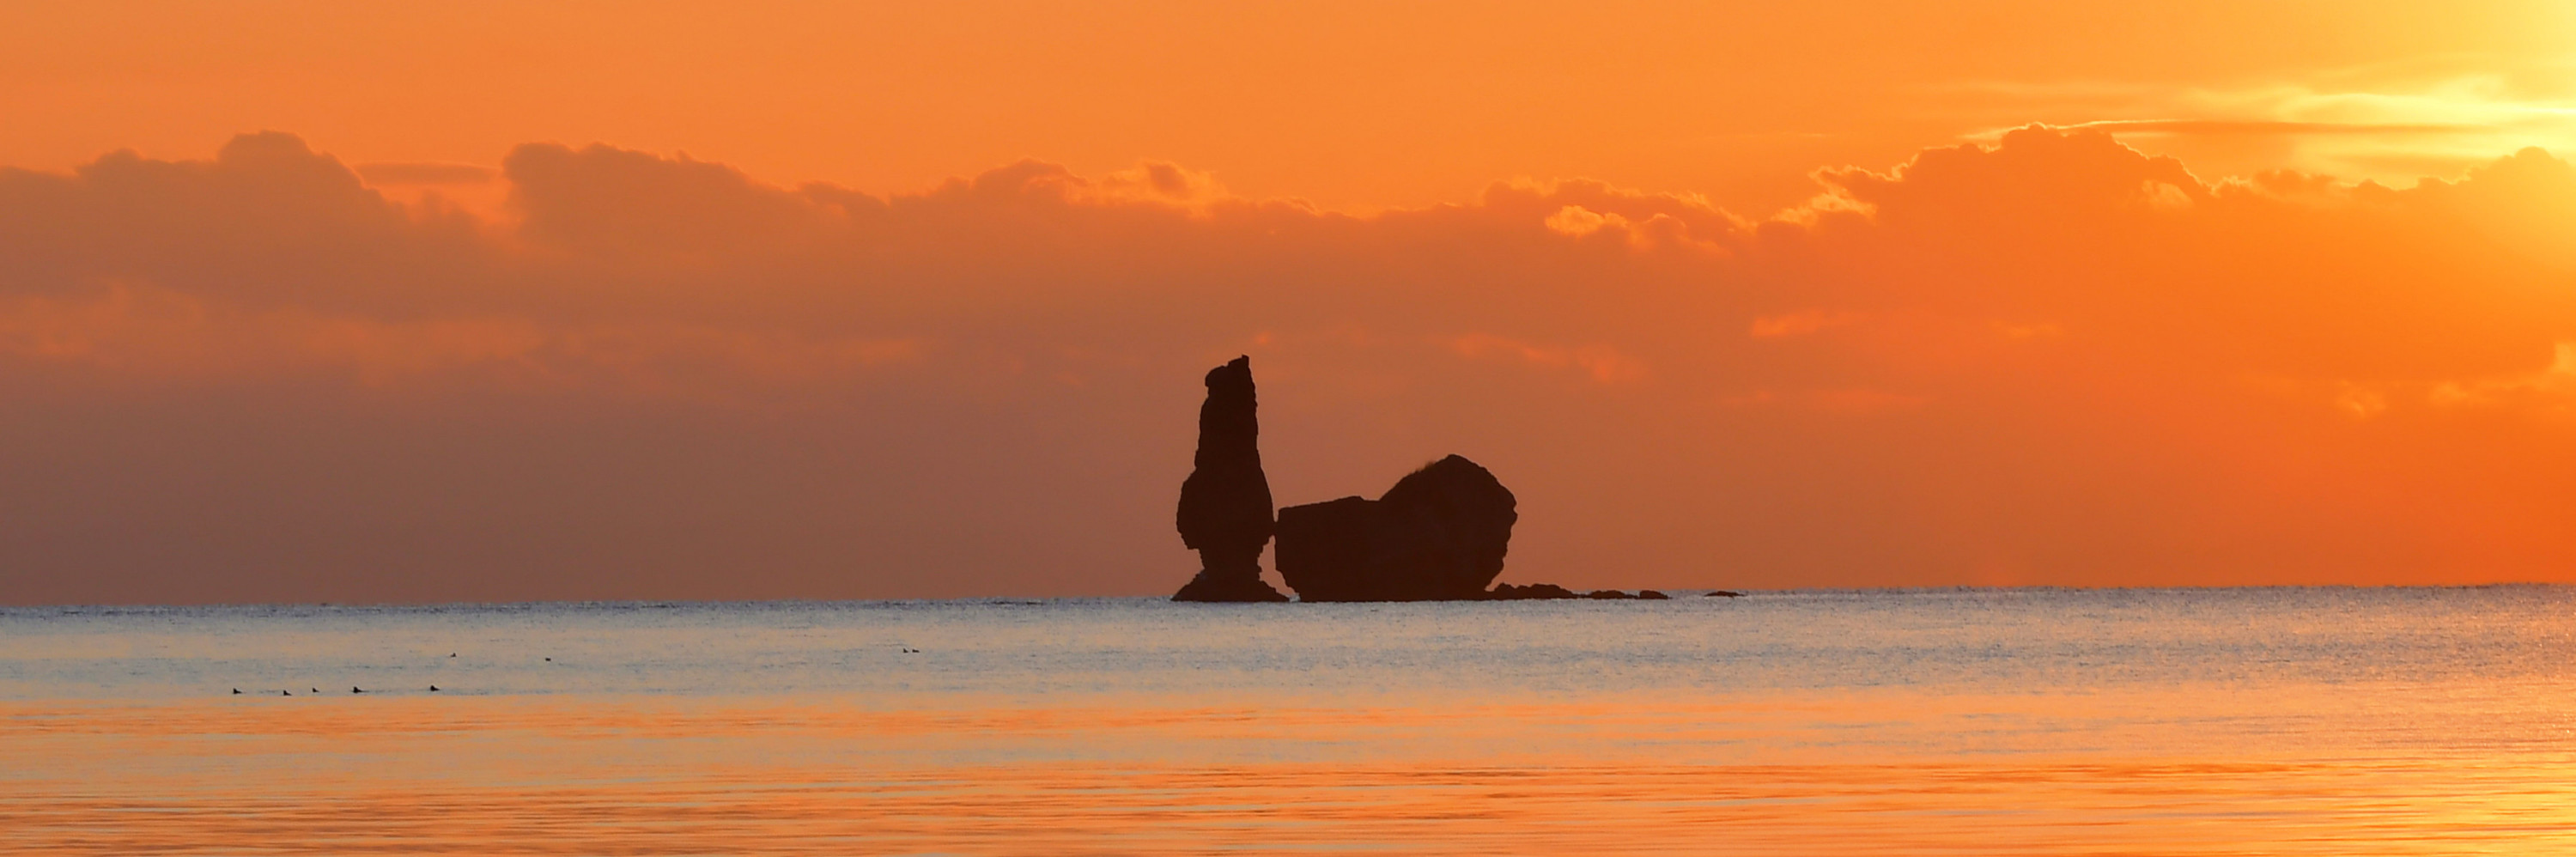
left=1171, top=356, right=1289, bottom=602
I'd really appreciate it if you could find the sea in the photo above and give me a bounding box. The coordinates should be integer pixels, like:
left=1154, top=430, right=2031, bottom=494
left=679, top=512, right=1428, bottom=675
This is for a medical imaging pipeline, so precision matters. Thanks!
left=4, top=587, right=2573, bottom=854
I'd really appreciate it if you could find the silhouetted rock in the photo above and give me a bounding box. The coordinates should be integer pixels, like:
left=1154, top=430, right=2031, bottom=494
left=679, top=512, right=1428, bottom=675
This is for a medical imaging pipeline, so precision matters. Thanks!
left=1584, top=589, right=1636, bottom=599
left=1704, top=590, right=1745, bottom=598
left=1171, top=356, right=1288, bottom=603
left=1485, top=582, right=1580, bottom=599
left=1275, top=455, right=1518, bottom=601
left=1637, top=590, right=1669, bottom=599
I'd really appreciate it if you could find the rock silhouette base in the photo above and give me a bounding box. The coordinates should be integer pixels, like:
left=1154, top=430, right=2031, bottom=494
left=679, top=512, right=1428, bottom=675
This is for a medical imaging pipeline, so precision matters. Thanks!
left=1172, top=570, right=1291, bottom=602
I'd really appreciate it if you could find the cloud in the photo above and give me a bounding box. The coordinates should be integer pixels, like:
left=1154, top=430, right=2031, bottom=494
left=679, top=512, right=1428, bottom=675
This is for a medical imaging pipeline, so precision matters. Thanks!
left=4, top=127, right=2576, bottom=603
left=1443, top=333, right=1647, bottom=384
left=1948, top=62, right=2576, bottom=182
left=2044, top=119, right=2482, bottom=137
left=353, top=162, right=498, bottom=185
left=1748, top=311, right=1856, bottom=338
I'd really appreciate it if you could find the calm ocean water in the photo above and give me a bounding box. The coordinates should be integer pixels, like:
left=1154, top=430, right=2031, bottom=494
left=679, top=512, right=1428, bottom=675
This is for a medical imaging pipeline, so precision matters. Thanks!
left=5, top=587, right=2574, bottom=854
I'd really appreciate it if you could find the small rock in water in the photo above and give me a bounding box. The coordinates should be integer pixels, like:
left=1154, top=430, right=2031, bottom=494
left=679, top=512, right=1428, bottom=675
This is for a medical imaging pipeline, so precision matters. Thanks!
left=1704, top=590, right=1745, bottom=598
left=1637, top=590, right=1670, bottom=599
left=1584, top=590, right=1637, bottom=599
left=1484, top=582, right=1579, bottom=599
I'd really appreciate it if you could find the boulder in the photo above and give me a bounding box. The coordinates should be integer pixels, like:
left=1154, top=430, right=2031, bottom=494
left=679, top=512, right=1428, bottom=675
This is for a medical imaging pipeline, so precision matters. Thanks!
left=1170, top=356, right=1288, bottom=602
left=1637, top=590, right=1670, bottom=599
left=1274, top=455, right=1518, bottom=601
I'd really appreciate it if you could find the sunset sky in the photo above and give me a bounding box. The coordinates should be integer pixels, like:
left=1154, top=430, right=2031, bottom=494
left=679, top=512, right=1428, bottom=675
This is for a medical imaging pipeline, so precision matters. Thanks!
left=7, top=1, right=2576, bottom=603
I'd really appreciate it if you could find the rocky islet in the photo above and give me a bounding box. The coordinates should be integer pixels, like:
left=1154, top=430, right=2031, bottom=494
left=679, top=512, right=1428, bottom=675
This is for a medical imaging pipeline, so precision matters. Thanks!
left=1170, top=356, right=1683, bottom=603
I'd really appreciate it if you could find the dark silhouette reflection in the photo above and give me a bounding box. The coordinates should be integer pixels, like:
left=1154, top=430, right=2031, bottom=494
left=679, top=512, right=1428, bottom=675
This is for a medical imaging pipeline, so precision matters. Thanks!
left=1170, top=356, right=1287, bottom=602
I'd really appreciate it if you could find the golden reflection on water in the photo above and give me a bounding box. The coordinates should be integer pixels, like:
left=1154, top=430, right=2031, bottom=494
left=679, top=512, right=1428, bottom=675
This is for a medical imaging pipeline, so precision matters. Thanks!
left=9, top=687, right=2574, bottom=855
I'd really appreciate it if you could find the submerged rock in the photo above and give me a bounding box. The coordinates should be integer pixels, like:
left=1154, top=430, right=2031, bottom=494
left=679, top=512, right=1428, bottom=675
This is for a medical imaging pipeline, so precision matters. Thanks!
left=1485, top=582, right=1580, bottom=600
left=1274, top=455, right=1518, bottom=601
left=1704, top=590, right=1745, bottom=598
left=1171, top=356, right=1288, bottom=603
left=1485, top=582, right=1672, bottom=600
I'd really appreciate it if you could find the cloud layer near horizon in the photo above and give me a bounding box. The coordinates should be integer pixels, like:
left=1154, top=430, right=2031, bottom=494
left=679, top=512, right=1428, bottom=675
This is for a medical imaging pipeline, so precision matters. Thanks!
left=5, top=129, right=2575, bottom=603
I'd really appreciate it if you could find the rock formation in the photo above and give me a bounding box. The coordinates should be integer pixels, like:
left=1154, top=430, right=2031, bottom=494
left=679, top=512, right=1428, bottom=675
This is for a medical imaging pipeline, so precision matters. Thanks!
left=1159, top=361, right=1650, bottom=604
left=1274, top=455, right=1518, bottom=601
left=1170, top=356, right=1288, bottom=602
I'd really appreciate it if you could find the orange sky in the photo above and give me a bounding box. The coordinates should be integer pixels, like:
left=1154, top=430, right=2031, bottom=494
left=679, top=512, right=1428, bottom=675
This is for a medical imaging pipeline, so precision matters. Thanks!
left=6, top=2, right=2576, bottom=603
left=11, top=1, right=2576, bottom=214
